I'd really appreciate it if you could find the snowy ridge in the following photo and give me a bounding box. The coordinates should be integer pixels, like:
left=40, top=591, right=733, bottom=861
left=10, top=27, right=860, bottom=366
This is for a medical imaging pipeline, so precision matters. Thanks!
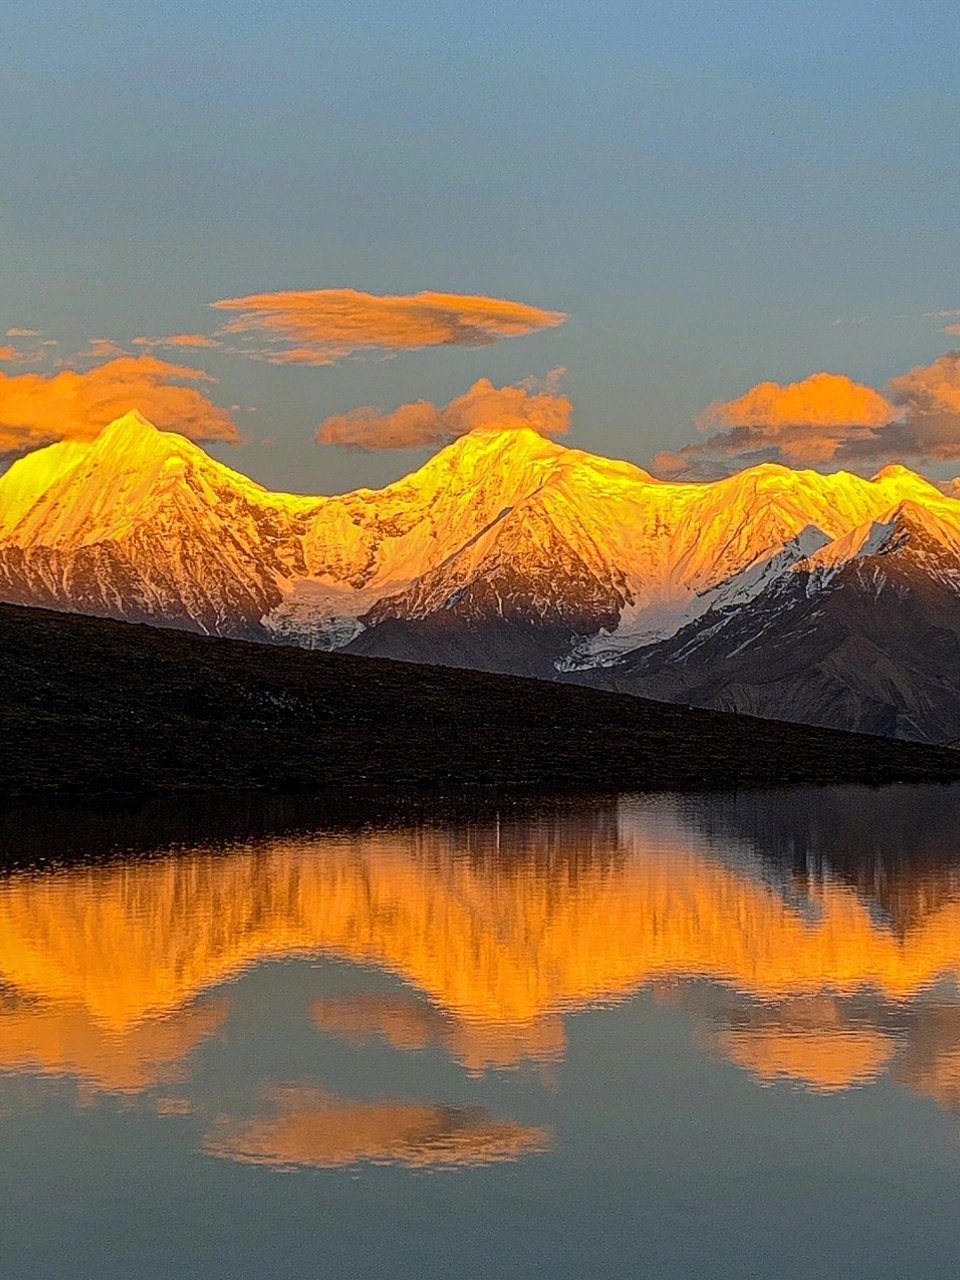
left=3, top=412, right=960, bottom=666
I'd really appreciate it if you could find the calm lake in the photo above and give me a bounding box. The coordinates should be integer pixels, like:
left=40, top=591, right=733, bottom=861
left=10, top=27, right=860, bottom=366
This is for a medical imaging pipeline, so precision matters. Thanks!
left=3, top=785, right=960, bottom=1279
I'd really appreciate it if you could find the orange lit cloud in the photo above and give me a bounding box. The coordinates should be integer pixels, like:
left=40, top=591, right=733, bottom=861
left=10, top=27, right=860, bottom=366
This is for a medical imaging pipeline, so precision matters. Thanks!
left=259, top=347, right=339, bottom=366
left=6, top=328, right=40, bottom=338
left=212, top=289, right=565, bottom=364
left=133, top=334, right=221, bottom=351
left=667, top=371, right=897, bottom=471
left=0, top=356, right=239, bottom=457
left=0, top=346, right=19, bottom=363
left=884, top=351, right=960, bottom=458
left=698, top=372, right=896, bottom=439
left=317, top=376, right=571, bottom=450
left=87, top=338, right=128, bottom=359
left=654, top=359, right=960, bottom=477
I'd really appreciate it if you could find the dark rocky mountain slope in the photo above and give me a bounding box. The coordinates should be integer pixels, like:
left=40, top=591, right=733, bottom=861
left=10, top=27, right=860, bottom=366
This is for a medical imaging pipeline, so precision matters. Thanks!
left=585, top=504, right=960, bottom=744
left=3, top=602, right=959, bottom=803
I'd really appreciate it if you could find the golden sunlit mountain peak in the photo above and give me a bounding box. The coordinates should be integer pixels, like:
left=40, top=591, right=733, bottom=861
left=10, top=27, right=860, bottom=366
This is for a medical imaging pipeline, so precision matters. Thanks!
left=400, top=425, right=657, bottom=509
left=0, top=411, right=193, bottom=536
left=85, top=409, right=222, bottom=467
left=872, top=462, right=919, bottom=482
left=3, top=410, right=960, bottom=682
left=99, top=407, right=159, bottom=436
left=407, top=423, right=567, bottom=478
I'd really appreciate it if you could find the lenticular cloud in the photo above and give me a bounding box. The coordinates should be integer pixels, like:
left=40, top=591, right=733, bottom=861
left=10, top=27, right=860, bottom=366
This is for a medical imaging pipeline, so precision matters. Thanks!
left=213, top=289, right=566, bottom=365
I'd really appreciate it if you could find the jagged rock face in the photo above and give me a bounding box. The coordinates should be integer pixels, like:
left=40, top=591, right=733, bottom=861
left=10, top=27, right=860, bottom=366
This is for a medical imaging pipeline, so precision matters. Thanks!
left=586, top=503, right=960, bottom=743
left=364, top=503, right=629, bottom=632
left=4, top=411, right=960, bottom=739
left=0, top=538, right=279, bottom=636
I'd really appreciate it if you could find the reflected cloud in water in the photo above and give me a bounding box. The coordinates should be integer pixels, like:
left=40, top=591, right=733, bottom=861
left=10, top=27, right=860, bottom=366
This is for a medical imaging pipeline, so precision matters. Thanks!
left=311, top=995, right=566, bottom=1075
left=0, top=989, right=228, bottom=1095
left=205, top=1086, right=552, bottom=1170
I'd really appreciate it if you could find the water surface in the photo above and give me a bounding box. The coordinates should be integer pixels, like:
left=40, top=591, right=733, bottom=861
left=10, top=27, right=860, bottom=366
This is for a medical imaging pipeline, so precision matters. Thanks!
left=4, top=787, right=960, bottom=1278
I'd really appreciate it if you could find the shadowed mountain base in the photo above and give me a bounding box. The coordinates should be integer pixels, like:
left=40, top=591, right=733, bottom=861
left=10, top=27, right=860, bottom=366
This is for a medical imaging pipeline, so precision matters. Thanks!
left=3, top=602, right=960, bottom=802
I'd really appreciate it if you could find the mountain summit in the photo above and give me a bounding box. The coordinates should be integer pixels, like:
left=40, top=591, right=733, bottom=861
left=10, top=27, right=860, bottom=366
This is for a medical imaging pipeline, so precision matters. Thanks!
left=3, top=413, right=960, bottom=739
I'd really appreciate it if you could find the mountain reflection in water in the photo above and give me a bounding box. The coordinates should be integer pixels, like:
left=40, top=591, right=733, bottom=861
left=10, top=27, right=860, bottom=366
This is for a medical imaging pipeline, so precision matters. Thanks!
left=3, top=785, right=960, bottom=1167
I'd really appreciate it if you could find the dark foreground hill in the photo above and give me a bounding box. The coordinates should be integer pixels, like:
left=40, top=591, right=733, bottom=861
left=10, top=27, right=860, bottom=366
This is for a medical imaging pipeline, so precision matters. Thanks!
left=3, top=602, right=960, bottom=803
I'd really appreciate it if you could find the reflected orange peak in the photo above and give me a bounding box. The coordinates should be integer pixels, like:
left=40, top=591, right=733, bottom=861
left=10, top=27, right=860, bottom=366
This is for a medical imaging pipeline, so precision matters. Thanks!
left=2, top=826, right=960, bottom=1036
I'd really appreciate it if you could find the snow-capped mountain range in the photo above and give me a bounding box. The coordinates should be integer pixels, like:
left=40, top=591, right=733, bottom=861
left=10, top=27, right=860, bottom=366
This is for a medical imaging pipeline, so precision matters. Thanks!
left=4, top=410, right=960, bottom=741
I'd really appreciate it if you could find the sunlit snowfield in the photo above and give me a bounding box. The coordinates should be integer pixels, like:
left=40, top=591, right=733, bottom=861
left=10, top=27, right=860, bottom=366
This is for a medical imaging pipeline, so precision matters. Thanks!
left=5, top=787, right=960, bottom=1279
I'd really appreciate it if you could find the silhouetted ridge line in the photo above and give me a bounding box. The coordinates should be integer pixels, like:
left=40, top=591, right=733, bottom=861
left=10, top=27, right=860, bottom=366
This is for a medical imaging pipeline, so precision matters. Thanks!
left=2, top=602, right=959, bottom=802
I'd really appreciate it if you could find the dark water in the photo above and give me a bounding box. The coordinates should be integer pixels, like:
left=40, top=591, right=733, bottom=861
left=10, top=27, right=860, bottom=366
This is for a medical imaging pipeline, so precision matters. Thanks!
left=4, top=786, right=960, bottom=1279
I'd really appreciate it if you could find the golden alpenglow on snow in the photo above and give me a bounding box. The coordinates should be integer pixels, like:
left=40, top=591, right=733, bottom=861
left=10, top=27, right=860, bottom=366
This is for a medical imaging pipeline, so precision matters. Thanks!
left=7, top=3, right=960, bottom=1276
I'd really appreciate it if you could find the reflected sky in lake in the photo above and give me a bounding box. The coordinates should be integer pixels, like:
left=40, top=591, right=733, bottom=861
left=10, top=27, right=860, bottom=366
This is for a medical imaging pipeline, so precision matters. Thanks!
left=5, top=787, right=960, bottom=1278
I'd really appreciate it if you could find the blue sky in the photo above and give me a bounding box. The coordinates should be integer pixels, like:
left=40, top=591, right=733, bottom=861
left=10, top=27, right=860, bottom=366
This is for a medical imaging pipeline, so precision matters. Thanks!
left=3, top=1, right=959, bottom=491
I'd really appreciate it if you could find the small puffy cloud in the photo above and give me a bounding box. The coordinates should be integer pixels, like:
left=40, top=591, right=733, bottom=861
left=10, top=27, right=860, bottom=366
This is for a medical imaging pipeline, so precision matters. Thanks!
left=943, top=325, right=960, bottom=336
left=2, top=328, right=46, bottom=368
left=697, top=372, right=897, bottom=460
left=251, top=346, right=334, bottom=366
left=882, top=351, right=960, bottom=461
left=653, top=372, right=899, bottom=478
left=653, top=356, right=960, bottom=478
left=0, top=356, right=238, bottom=457
left=133, top=333, right=221, bottom=351
left=316, top=376, right=572, bottom=451
left=213, top=289, right=565, bottom=365
left=87, top=338, right=128, bottom=360
left=520, top=365, right=566, bottom=395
